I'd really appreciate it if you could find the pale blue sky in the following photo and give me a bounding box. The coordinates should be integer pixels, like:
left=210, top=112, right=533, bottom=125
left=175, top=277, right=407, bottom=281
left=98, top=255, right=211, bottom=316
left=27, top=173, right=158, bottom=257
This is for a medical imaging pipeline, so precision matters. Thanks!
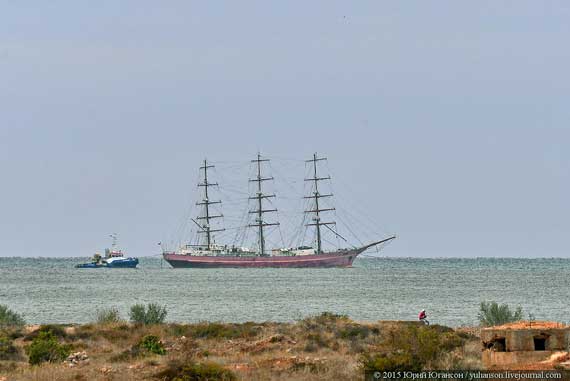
left=1, top=1, right=568, bottom=257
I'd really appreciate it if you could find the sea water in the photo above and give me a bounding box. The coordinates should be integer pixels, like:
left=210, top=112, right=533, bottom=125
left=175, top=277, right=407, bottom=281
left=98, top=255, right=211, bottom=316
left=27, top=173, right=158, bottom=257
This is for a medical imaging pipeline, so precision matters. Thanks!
left=0, top=257, right=568, bottom=327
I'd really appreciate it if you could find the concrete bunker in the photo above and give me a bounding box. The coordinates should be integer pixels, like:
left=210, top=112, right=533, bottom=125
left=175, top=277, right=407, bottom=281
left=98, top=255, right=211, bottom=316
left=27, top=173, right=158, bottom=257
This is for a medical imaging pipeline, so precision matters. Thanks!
left=481, top=321, right=569, bottom=369
left=485, top=337, right=506, bottom=352
left=533, top=334, right=548, bottom=351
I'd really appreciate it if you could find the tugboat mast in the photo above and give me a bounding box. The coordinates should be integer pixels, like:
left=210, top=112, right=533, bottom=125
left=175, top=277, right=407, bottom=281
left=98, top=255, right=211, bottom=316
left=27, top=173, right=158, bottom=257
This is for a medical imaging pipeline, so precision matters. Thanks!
left=305, top=153, right=335, bottom=254
left=248, top=153, right=279, bottom=255
left=197, top=159, right=224, bottom=250
left=109, top=233, right=118, bottom=251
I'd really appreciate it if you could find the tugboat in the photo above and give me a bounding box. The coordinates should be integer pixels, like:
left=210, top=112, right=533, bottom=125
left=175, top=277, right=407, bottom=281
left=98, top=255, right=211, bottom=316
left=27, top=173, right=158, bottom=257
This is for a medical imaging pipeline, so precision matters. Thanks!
left=76, top=234, right=139, bottom=268
left=75, top=253, right=104, bottom=268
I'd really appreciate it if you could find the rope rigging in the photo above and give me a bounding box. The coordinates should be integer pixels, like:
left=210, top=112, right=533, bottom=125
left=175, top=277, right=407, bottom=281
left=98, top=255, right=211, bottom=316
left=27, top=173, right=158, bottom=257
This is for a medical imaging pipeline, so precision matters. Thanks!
left=163, top=155, right=394, bottom=255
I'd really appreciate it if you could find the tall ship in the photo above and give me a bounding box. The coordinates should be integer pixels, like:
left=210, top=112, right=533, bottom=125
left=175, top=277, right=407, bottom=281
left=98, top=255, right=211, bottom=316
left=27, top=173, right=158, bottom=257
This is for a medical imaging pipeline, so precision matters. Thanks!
left=162, top=153, right=395, bottom=268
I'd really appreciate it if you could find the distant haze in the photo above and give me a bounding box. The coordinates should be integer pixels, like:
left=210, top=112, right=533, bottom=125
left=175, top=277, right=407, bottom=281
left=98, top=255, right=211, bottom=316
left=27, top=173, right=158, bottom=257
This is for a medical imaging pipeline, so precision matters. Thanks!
left=0, top=1, right=568, bottom=257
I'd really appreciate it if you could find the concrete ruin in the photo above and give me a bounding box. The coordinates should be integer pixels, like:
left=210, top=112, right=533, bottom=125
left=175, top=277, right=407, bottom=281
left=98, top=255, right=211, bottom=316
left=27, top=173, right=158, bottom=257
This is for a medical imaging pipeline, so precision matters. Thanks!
left=481, top=321, right=570, bottom=369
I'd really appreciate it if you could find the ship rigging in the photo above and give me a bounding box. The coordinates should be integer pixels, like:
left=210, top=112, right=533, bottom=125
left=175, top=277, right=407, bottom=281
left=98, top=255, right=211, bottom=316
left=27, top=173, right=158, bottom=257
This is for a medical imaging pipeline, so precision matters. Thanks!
left=162, top=153, right=396, bottom=268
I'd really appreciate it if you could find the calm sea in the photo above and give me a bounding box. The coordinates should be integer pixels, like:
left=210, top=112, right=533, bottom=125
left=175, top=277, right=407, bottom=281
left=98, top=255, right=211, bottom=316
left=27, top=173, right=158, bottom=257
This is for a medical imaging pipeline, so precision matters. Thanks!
left=0, top=257, right=568, bottom=327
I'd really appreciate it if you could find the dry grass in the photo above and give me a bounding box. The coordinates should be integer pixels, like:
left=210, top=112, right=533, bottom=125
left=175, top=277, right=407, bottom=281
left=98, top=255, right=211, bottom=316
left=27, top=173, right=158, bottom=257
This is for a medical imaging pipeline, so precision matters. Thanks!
left=0, top=315, right=481, bottom=381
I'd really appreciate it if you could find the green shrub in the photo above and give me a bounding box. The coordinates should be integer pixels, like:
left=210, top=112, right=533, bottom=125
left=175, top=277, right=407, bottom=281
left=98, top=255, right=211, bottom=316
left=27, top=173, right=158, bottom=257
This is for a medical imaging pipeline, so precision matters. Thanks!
left=302, top=312, right=348, bottom=327
left=156, top=360, right=236, bottom=381
left=24, top=324, right=67, bottom=341
left=314, top=311, right=348, bottom=323
left=26, top=330, right=71, bottom=365
left=362, top=351, right=419, bottom=372
left=140, top=335, right=166, bottom=355
left=23, top=324, right=67, bottom=342
left=96, top=307, right=122, bottom=324
left=478, top=301, right=523, bottom=327
left=0, top=334, right=19, bottom=360
left=305, top=332, right=330, bottom=349
left=110, top=334, right=166, bottom=362
left=91, top=324, right=132, bottom=344
left=360, top=325, right=465, bottom=372
left=129, top=303, right=167, bottom=325
left=0, top=305, right=25, bottom=328
left=299, top=312, right=350, bottom=332
left=189, top=322, right=260, bottom=339
left=39, top=324, right=67, bottom=338
left=337, top=324, right=372, bottom=340
left=1, top=327, right=24, bottom=341
left=440, top=332, right=464, bottom=351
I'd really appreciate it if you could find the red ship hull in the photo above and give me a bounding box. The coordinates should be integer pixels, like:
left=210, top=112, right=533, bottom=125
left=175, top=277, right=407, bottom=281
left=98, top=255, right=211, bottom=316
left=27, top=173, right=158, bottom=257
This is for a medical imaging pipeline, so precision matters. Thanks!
left=163, top=248, right=365, bottom=268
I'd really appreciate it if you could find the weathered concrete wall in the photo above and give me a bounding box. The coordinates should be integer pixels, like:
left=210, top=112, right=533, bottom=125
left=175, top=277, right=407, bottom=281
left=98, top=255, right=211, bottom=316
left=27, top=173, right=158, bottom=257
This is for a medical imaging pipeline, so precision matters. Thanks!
left=482, top=350, right=560, bottom=369
left=481, top=326, right=570, bottom=369
left=481, top=328, right=569, bottom=352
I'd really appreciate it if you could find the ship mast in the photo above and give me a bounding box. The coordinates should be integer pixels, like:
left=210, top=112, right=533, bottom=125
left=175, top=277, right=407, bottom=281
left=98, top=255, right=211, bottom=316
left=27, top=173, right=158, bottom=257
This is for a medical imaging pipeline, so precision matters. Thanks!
left=196, top=159, right=224, bottom=250
left=305, top=153, right=335, bottom=254
left=109, top=233, right=118, bottom=250
left=248, top=153, right=279, bottom=255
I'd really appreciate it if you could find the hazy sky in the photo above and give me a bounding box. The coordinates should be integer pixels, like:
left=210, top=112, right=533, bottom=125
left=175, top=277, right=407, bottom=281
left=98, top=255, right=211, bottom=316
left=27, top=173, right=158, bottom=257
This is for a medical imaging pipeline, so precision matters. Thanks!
left=1, top=1, right=568, bottom=257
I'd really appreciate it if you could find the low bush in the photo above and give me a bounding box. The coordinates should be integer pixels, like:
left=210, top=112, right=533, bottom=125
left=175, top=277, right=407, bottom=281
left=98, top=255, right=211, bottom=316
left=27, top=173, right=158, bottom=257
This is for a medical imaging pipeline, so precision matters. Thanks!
left=0, top=360, right=18, bottom=373
left=88, top=323, right=132, bottom=344
left=362, top=351, right=420, bottom=372
left=478, top=301, right=523, bottom=327
left=39, top=324, right=67, bottom=338
left=0, top=305, right=25, bottom=328
left=301, top=312, right=348, bottom=328
left=140, top=335, right=166, bottom=355
left=129, top=303, right=167, bottom=325
left=26, top=330, right=72, bottom=365
left=1, top=327, right=24, bottom=341
left=304, top=332, right=330, bottom=350
left=96, top=307, right=122, bottom=324
left=110, top=334, right=166, bottom=362
left=189, top=322, right=260, bottom=339
left=299, top=312, right=350, bottom=332
left=360, top=324, right=466, bottom=372
left=337, top=324, right=373, bottom=340
left=168, top=323, right=191, bottom=337
left=24, top=324, right=67, bottom=342
left=314, top=311, right=348, bottom=323
left=290, top=359, right=328, bottom=373
left=0, top=334, right=19, bottom=360
left=156, top=359, right=237, bottom=381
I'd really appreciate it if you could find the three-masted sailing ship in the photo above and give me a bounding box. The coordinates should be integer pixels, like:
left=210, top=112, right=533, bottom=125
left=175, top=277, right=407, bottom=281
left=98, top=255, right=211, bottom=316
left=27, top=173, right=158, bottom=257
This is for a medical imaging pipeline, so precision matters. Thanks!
left=162, top=153, right=395, bottom=268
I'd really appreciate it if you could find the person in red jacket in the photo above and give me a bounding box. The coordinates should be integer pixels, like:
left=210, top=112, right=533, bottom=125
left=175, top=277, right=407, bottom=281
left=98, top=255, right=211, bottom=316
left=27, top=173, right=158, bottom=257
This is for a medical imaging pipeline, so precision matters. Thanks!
left=418, top=309, right=429, bottom=325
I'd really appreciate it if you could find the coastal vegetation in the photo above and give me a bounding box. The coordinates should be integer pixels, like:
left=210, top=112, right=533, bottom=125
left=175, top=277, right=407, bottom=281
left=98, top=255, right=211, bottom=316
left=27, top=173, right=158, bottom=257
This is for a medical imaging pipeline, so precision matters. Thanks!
left=139, top=335, right=166, bottom=356
left=157, top=360, right=237, bottom=381
left=360, top=324, right=470, bottom=372
left=0, top=305, right=25, bottom=329
left=0, top=334, right=19, bottom=361
left=129, top=303, right=168, bottom=325
left=25, top=330, right=72, bottom=366
left=96, top=308, right=123, bottom=324
left=478, top=301, right=523, bottom=327
left=0, top=312, right=482, bottom=380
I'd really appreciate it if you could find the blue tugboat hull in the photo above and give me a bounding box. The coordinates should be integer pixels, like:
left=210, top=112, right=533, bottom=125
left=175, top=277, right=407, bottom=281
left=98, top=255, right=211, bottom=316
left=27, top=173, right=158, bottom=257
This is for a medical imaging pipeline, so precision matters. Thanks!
left=75, top=263, right=103, bottom=268
left=105, top=258, right=139, bottom=268
left=76, top=258, right=139, bottom=268
left=77, top=235, right=138, bottom=268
